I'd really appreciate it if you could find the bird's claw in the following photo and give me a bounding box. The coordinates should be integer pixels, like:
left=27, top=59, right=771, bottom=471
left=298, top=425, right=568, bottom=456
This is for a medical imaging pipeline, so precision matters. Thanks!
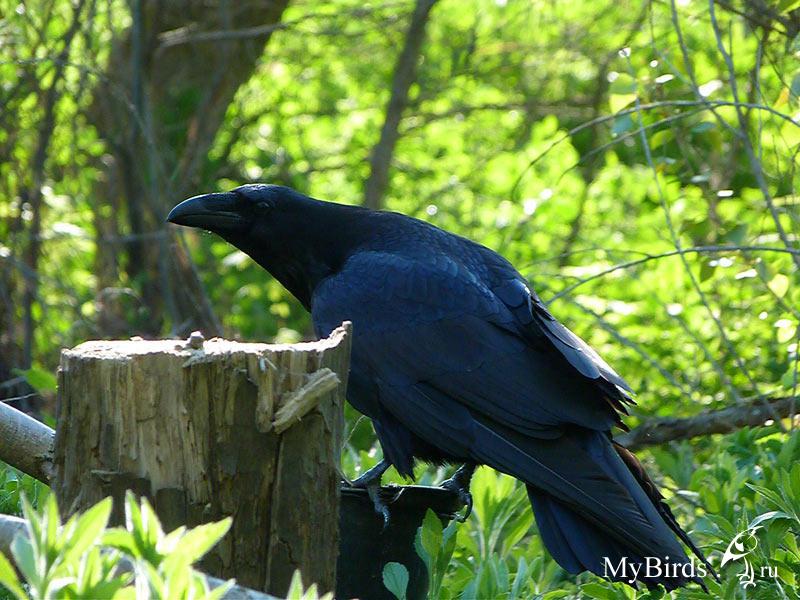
left=441, top=463, right=476, bottom=522
left=348, top=459, right=395, bottom=529
left=440, top=476, right=473, bottom=522
left=366, top=482, right=392, bottom=530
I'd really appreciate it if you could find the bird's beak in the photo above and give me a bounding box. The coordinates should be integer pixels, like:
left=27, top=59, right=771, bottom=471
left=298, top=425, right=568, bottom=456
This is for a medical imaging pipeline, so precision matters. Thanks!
left=167, top=192, right=246, bottom=232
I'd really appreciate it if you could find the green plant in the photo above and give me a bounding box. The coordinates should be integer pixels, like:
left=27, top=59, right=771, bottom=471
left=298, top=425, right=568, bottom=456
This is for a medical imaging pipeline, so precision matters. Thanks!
left=0, top=492, right=232, bottom=599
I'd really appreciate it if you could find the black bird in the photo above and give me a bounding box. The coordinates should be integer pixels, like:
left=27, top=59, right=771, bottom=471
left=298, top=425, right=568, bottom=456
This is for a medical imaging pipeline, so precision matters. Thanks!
left=168, top=184, right=714, bottom=590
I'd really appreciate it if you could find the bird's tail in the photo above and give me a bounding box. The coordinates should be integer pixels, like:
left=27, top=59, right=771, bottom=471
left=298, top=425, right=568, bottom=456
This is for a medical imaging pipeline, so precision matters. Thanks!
left=527, top=486, right=707, bottom=591
left=469, top=419, right=711, bottom=590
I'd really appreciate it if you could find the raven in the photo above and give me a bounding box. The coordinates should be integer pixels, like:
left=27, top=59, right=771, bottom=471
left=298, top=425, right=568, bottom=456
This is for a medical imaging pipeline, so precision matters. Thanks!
left=168, top=184, right=714, bottom=590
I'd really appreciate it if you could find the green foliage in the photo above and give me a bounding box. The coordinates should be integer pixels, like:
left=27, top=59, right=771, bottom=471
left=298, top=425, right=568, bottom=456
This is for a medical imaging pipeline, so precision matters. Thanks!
left=285, top=569, right=333, bottom=600
left=378, top=427, right=800, bottom=599
left=4, top=0, right=800, bottom=598
left=0, top=465, right=48, bottom=518
left=382, top=562, right=409, bottom=600
left=0, top=492, right=232, bottom=600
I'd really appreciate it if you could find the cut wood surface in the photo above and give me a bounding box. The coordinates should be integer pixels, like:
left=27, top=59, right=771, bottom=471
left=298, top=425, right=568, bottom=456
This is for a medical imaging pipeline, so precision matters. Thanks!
left=53, top=323, right=351, bottom=597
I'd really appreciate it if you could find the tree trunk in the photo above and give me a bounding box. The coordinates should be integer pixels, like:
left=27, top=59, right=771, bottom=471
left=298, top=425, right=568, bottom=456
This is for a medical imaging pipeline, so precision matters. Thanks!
left=363, top=0, right=438, bottom=210
left=89, top=0, right=290, bottom=337
left=53, top=324, right=351, bottom=596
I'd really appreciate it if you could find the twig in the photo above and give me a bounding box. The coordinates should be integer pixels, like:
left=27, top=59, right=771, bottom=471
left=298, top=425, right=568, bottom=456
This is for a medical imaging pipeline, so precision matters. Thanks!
left=568, top=298, right=697, bottom=400
left=626, top=51, right=775, bottom=419
left=708, top=0, right=800, bottom=272
left=547, top=244, right=800, bottom=302
left=615, top=395, right=797, bottom=450
left=509, top=98, right=800, bottom=198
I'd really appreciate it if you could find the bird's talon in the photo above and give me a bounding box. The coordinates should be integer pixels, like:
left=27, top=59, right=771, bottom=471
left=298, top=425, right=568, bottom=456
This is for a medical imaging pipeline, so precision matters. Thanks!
left=441, top=464, right=476, bottom=522
left=366, top=481, right=392, bottom=529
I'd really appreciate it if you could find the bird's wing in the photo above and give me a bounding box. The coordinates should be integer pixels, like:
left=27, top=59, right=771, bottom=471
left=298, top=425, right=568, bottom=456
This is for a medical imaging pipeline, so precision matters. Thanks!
left=313, top=251, right=688, bottom=562
left=491, top=272, right=633, bottom=396
left=312, top=251, right=627, bottom=435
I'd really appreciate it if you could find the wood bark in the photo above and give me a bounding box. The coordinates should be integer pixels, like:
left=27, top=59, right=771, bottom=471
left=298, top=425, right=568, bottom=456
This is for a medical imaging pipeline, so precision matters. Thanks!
left=52, top=324, right=351, bottom=597
left=89, top=0, right=290, bottom=336
left=614, top=395, right=796, bottom=450
left=0, top=400, right=54, bottom=483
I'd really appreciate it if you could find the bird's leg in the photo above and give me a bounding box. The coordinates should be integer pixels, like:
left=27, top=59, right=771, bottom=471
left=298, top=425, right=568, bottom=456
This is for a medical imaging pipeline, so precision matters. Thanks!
left=350, top=459, right=392, bottom=528
left=350, top=458, right=390, bottom=487
left=440, top=463, right=476, bottom=522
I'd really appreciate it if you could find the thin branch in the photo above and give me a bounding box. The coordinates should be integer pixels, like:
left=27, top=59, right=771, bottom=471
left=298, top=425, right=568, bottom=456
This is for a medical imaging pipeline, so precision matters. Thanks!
left=708, top=0, right=800, bottom=271
left=568, top=298, right=697, bottom=401
left=546, top=244, right=800, bottom=302
left=615, top=395, right=797, bottom=450
left=509, top=98, right=800, bottom=198
left=157, top=1, right=409, bottom=48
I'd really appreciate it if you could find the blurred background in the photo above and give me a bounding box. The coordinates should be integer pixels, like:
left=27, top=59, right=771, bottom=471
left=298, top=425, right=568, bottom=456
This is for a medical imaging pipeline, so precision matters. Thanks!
left=2, top=1, right=800, bottom=596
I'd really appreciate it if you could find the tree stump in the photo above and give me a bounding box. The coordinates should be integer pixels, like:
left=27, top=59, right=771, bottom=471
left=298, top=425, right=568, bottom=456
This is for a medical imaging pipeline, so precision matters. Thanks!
left=52, top=323, right=351, bottom=597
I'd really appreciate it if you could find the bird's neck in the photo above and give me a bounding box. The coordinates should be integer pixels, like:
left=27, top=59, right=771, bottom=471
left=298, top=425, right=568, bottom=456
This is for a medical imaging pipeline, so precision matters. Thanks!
left=231, top=201, right=377, bottom=310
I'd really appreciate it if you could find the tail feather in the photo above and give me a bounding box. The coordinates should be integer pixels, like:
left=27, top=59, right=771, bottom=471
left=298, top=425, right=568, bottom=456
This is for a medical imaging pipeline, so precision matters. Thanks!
left=467, top=418, right=708, bottom=590
left=527, top=486, right=701, bottom=591
left=612, top=442, right=718, bottom=583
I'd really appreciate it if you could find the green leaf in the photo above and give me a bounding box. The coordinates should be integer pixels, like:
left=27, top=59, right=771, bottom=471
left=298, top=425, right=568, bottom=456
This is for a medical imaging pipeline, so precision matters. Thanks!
left=750, top=511, right=794, bottom=528
left=125, top=492, right=162, bottom=565
left=509, top=556, right=528, bottom=600
left=691, top=121, right=716, bottom=134
left=205, top=576, right=235, bottom=600
left=649, top=129, right=674, bottom=149
left=10, top=534, right=38, bottom=588
left=722, top=223, right=748, bottom=245
left=0, top=551, right=26, bottom=599
left=13, top=366, right=57, bottom=393
left=578, top=582, right=618, bottom=599
left=101, top=528, right=137, bottom=556
left=382, top=562, right=409, bottom=600
left=609, top=93, right=637, bottom=113
left=62, top=497, right=112, bottom=564
left=768, top=273, right=790, bottom=298
left=779, top=0, right=800, bottom=15
left=43, top=493, right=60, bottom=554
left=161, top=518, right=231, bottom=572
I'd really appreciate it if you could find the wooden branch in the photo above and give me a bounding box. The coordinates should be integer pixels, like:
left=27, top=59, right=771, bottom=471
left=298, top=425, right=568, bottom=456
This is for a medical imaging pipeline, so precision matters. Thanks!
left=0, top=513, right=279, bottom=600
left=0, top=400, right=55, bottom=483
left=615, top=396, right=796, bottom=450
left=363, top=0, right=438, bottom=210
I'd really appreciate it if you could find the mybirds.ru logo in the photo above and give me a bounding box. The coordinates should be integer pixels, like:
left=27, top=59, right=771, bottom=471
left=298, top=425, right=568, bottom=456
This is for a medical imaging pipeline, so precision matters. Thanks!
left=720, top=525, right=777, bottom=588
left=602, top=525, right=779, bottom=588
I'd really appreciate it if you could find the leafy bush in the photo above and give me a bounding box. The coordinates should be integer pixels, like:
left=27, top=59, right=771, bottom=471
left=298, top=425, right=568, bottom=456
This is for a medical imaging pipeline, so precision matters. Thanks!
left=0, top=492, right=232, bottom=600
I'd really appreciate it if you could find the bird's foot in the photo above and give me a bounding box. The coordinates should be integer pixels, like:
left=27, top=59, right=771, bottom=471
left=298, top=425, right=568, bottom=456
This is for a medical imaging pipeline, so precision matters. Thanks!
left=366, top=480, right=391, bottom=530
left=348, top=459, right=393, bottom=530
left=440, top=463, right=476, bottom=522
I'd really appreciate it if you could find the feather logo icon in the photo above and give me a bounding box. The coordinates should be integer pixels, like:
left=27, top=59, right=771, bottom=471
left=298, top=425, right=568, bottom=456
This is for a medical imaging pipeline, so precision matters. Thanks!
left=721, top=526, right=761, bottom=588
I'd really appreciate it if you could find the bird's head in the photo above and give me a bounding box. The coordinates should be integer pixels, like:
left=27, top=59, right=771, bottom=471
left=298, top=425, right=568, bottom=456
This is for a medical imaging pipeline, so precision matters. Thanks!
left=167, top=183, right=363, bottom=308
left=166, top=183, right=304, bottom=240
